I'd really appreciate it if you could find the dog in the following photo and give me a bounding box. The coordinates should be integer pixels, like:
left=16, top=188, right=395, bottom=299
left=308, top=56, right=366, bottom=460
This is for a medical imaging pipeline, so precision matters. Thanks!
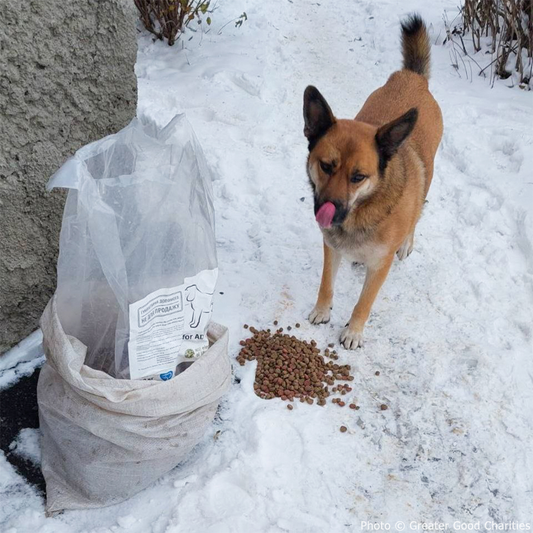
left=303, top=14, right=443, bottom=349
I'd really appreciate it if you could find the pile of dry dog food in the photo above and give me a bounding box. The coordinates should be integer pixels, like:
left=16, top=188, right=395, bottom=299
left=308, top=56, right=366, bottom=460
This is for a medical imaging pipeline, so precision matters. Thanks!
left=237, top=324, right=361, bottom=410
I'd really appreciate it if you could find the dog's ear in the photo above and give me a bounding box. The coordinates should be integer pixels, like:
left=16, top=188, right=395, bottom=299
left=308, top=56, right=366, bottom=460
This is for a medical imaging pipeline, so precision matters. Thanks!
left=303, top=86, right=336, bottom=148
left=375, top=108, right=418, bottom=171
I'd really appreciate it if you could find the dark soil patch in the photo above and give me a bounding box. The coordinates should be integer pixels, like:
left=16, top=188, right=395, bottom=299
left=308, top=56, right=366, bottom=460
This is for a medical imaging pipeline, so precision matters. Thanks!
left=0, top=367, right=45, bottom=493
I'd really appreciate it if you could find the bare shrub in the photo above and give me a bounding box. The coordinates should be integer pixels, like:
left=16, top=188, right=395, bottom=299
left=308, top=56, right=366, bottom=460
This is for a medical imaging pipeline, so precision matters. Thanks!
left=444, top=0, right=532, bottom=88
left=134, top=0, right=212, bottom=46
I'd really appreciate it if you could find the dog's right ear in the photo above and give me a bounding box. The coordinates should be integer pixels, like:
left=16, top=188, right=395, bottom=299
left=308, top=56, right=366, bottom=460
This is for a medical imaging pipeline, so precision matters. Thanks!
left=303, top=86, right=336, bottom=149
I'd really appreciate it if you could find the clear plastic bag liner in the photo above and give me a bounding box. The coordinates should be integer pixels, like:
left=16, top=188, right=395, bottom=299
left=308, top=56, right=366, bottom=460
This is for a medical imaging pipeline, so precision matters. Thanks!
left=48, top=115, right=217, bottom=378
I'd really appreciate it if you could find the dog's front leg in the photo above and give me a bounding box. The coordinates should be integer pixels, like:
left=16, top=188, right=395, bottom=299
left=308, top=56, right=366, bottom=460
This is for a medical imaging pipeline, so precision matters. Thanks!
left=309, top=241, right=342, bottom=325
left=340, top=254, right=394, bottom=349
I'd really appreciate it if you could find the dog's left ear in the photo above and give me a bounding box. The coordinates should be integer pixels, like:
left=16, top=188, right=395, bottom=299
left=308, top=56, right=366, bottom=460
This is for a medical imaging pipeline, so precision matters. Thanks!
left=375, top=108, right=418, bottom=171
left=303, top=86, right=336, bottom=148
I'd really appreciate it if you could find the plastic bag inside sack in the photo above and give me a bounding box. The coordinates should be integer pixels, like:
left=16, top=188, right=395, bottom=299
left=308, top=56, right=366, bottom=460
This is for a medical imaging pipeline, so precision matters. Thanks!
left=48, top=114, right=217, bottom=380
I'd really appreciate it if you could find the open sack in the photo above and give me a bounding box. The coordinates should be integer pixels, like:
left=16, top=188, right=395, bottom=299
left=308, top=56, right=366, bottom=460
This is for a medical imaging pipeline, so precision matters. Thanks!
left=38, top=115, right=231, bottom=513
left=38, top=298, right=231, bottom=513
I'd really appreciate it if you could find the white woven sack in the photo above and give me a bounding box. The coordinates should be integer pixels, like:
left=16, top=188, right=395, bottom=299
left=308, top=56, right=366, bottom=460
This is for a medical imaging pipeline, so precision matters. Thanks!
left=38, top=297, right=231, bottom=514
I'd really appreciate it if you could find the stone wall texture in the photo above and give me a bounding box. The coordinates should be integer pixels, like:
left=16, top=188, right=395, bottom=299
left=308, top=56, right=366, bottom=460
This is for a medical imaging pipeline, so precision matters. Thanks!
left=0, top=0, right=138, bottom=354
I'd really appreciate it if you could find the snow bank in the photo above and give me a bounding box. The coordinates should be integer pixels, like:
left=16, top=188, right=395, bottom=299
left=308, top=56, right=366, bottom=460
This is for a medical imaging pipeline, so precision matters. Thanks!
left=0, top=330, right=44, bottom=391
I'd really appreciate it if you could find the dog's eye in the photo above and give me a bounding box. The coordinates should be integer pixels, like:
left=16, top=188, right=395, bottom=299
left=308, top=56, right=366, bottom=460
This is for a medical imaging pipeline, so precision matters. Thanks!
left=320, top=161, right=333, bottom=174
left=350, top=174, right=366, bottom=183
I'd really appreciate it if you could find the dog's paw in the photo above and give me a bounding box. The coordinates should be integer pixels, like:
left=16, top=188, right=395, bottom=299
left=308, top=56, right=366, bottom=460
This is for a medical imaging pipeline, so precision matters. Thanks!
left=340, top=327, right=364, bottom=349
left=396, top=234, right=414, bottom=261
left=308, top=305, right=331, bottom=325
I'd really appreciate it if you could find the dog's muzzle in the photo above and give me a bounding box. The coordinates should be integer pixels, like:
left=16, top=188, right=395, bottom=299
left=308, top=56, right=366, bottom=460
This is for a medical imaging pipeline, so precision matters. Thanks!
left=314, top=199, right=348, bottom=228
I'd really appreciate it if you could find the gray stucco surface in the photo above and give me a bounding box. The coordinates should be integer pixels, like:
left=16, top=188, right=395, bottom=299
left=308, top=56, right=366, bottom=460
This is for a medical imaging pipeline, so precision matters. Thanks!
left=0, top=0, right=138, bottom=354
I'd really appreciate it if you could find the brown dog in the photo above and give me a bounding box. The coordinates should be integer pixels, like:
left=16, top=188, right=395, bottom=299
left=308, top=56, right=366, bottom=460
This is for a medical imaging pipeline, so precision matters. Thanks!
left=304, top=14, right=443, bottom=349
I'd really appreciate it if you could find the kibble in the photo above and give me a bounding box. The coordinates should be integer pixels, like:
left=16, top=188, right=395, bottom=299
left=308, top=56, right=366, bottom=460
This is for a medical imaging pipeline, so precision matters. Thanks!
left=340, top=426, right=347, bottom=433
left=237, top=328, right=354, bottom=407
left=295, top=323, right=301, bottom=328
left=287, top=404, right=293, bottom=410
left=380, top=404, right=388, bottom=411
left=375, top=371, right=380, bottom=376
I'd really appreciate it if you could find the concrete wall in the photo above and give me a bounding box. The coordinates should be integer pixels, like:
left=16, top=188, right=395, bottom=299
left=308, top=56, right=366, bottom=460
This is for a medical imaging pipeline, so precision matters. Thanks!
left=0, top=0, right=138, bottom=354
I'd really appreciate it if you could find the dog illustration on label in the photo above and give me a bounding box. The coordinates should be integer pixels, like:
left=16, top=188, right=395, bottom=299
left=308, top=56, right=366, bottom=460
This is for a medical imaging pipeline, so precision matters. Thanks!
left=185, top=284, right=214, bottom=329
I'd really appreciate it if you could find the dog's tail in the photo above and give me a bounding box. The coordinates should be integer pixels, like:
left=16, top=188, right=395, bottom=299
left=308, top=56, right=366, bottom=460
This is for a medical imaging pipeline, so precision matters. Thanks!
left=401, top=14, right=431, bottom=79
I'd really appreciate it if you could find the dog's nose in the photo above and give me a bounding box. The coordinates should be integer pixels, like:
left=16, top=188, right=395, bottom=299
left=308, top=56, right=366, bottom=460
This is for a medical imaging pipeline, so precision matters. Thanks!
left=332, top=204, right=348, bottom=225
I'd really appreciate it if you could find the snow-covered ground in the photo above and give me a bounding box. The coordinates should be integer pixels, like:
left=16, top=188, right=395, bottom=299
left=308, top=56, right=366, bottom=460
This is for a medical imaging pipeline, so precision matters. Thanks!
left=1, top=0, right=532, bottom=531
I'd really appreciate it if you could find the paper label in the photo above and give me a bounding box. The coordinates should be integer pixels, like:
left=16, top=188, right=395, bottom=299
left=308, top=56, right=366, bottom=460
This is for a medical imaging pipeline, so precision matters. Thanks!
left=127, top=268, right=218, bottom=380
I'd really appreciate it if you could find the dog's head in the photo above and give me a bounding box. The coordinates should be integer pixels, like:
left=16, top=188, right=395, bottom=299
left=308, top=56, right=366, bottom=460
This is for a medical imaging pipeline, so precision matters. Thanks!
left=303, top=86, right=418, bottom=229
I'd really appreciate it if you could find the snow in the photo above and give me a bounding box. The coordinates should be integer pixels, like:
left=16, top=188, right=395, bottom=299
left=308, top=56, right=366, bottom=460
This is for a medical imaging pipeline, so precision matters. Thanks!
left=1, top=0, right=532, bottom=531
left=0, top=330, right=43, bottom=391
left=8, top=429, right=41, bottom=466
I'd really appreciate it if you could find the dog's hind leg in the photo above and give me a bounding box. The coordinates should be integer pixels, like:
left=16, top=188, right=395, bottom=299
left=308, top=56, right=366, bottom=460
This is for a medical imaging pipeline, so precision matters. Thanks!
left=396, top=231, right=414, bottom=261
left=309, top=241, right=342, bottom=325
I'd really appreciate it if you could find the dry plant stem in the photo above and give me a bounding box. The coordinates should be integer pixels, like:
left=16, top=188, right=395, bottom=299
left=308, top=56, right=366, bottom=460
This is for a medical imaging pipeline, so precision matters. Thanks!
left=460, top=0, right=532, bottom=84
left=134, top=0, right=212, bottom=46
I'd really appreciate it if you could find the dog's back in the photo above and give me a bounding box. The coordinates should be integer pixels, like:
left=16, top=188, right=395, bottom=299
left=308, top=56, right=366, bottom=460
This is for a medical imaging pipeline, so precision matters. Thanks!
left=356, top=15, right=443, bottom=196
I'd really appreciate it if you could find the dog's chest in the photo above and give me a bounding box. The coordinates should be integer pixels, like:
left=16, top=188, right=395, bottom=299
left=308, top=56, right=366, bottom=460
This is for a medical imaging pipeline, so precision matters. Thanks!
left=323, top=228, right=387, bottom=267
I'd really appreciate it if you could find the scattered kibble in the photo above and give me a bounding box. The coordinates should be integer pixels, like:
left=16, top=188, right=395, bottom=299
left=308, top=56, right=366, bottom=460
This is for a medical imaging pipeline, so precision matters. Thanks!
left=287, top=404, right=293, bottom=410
left=328, top=343, right=335, bottom=348
left=349, top=403, right=357, bottom=410
left=340, top=426, right=347, bottom=433
left=287, top=326, right=292, bottom=331
left=244, top=324, right=249, bottom=329
left=295, top=323, right=301, bottom=328
left=237, top=328, right=354, bottom=406
left=375, top=371, right=380, bottom=376
left=380, top=404, right=388, bottom=411
left=273, top=320, right=278, bottom=326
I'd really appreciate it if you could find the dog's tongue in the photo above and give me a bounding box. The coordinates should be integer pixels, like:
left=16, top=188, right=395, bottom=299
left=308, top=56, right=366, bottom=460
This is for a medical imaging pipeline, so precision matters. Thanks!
left=316, top=202, right=336, bottom=228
